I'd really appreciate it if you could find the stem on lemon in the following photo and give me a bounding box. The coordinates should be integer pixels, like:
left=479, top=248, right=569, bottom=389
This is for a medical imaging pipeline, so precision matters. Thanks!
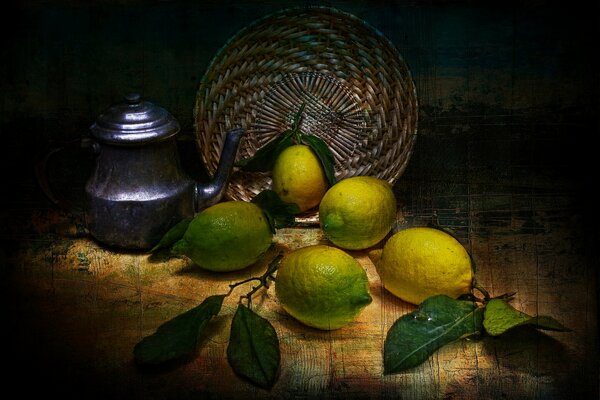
left=493, top=292, right=517, bottom=301
left=473, top=282, right=491, bottom=301
left=291, top=103, right=306, bottom=144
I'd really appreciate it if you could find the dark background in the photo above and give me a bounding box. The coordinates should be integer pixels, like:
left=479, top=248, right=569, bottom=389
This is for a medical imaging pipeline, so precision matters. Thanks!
left=1, top=1, right=598, bottom=192
left=1, top=0, right=598, bottom=398
left=2, top=0, right=598, bottom=166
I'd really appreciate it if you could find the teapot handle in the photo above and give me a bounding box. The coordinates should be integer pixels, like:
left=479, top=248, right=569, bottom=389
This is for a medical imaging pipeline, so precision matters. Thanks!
left=34, top=138, right=98, bottom=212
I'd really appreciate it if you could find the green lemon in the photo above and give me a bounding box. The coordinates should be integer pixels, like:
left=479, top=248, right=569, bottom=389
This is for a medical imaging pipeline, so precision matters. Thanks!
left=272, top=144, right=329, bottom=212
left=376, top=227, right=473, bottom=305
left=172, top=201, right=272, bottom=272
left=319, top=176, right=396, bottom=250
left=275, top=245, right=372, bottom=330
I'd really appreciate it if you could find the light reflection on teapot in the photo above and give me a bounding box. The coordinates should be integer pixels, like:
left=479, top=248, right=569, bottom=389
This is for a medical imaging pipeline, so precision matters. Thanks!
left=84, top=93, right=243, bottom=250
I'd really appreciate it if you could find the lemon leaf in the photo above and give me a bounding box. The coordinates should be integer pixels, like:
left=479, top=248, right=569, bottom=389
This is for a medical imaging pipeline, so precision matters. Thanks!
left=252, top=189, right=300, bottom=232
left=227, top=304, right=280, bottom=389
left=384, top=295, right=483, bottom=374
left=134, top=295, right=225, bottom=366
left=235, top=130, right=294, bottom=172
left=302, top=135, right=336, bottom=186
left=483, top=298, right=570, bottom=336
left=149, top=217, right=193, bottom=253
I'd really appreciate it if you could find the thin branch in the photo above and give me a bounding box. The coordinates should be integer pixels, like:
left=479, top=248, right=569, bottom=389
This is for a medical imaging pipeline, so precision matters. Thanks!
left=473, top=282, right=491, bottom=301
left=222, top=252, right=284, bottom=308
left=227, top=277, right=262, bottom=297
left=240, top=252, right=283, bottom=309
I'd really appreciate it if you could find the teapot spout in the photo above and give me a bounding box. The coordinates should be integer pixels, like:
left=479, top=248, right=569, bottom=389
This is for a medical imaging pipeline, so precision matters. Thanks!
left=195, top=128, right=245, bottom=211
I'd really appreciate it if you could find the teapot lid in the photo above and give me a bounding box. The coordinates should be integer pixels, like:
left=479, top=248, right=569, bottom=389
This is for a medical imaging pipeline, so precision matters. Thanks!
left=90, top=93, right=180, bottom=145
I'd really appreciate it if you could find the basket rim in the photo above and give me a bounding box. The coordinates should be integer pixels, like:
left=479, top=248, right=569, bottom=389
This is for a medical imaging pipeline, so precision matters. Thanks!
left=193, top=5, right=420, bottom=208
left=193, top=5, right=419, bottom=140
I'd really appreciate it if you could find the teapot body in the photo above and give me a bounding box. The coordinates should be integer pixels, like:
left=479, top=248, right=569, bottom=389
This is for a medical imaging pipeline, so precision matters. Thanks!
left=85, top=140, right=195, bottom=249
left=81, top=93, right=243, bottom=250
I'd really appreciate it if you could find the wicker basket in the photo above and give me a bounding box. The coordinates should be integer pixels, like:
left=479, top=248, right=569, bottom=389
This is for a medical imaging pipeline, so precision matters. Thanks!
left=194, top=6, right=418, bottom=217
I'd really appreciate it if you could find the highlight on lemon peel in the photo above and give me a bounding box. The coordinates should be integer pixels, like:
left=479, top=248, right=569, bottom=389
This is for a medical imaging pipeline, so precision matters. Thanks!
left=319, top=176, right=396, bottom=250
left=376, top=227, right=473, bottom=305
left=275, top=244, right=372, bottom=330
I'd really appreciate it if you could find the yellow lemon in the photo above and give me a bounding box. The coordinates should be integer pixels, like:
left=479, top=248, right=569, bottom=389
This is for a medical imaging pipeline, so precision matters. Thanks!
left=272, top=144, right=328, bottom=212
left=172, top=201, right=272, bottom=272
left=275, top=245, right=372, bottom=330
left=319, top=176, right=396, bottom=250
left=376, top=227, right=473, bottom=305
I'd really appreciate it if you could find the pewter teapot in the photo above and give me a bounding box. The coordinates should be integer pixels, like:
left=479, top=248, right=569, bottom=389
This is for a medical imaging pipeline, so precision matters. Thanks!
left=85, top=93, right=243, bottom=250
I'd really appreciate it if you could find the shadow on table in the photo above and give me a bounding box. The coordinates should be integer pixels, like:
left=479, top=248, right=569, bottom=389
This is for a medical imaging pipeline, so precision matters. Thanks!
left=480, top=326, right=589, bottom=398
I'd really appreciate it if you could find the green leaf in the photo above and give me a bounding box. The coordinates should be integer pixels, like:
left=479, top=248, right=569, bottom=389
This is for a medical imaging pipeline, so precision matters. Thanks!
left=149, top=217, right=193, bottom=253
left=252, top=189, right=300, bottom=232
left=134, top=295, right=224, bottom=366
left=384, top=295, right=483, bottom=374
left=302, top=135, right=336, bottom=186
left=483, top=298, right=571, bottom=336
left=227, top=304, right=280, bottom=389
left=235, top=130, right=294, bottom=172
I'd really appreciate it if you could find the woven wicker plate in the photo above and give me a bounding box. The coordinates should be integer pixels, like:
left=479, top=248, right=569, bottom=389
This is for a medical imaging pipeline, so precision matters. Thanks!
left=194, top=6, right=418, bottom=217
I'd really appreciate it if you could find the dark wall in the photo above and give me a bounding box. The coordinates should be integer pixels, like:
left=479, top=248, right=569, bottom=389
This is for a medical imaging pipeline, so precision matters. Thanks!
left=1, top=0, right=598, bottom=205
left=3, top=1, right=597, bottom=134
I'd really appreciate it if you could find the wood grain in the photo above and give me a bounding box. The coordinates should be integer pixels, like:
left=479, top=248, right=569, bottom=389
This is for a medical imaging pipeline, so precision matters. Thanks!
left=3, top=187, right=596, bottom=399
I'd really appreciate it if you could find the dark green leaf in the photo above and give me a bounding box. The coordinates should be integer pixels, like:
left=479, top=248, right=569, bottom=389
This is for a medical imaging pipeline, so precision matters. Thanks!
left=384, top=295, right=483, bottom=374
left=252, top=189, right=300, bottom=232
left=483, top=298, right=571, bottom=336
left=227, top=304, right=280, bottom=389
left=235, top=130, right=294, bottom=172
left=134, top=295, right=224, bottom=366
left=302, top=135, right=336, bottom=186
left=149, top=217, right=193, bottom=253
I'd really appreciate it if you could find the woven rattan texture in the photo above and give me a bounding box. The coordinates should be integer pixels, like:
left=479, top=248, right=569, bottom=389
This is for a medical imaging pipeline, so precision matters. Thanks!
left=194, top=7, right=418, bottom=209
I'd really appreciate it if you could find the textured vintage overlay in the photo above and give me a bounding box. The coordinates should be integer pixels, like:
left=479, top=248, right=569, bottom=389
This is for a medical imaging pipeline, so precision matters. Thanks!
left=2, top=2, right=598, bottom=398
left=5, top=198, right=596, bottom=399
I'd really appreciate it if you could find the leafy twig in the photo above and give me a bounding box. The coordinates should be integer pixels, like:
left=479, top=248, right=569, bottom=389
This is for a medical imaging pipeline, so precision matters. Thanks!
left=236, top=101, right=337, bottom=187
left=134, top=250, right=284, bottom=389
left=384, top=284, right=570, bottom=374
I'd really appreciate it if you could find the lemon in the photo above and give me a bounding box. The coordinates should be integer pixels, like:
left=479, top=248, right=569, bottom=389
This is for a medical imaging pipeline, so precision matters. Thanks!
left=172, top=201, right=272, bottom=272
left=319, top=176, right=396, bottom=250
left=275, top=245, right=372, bottom=330
left=376, top=227, right=473, bottom=305
left=272, top=144, right=328, bottom=212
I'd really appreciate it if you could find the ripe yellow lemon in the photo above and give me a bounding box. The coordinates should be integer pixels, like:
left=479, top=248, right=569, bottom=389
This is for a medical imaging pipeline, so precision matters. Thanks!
left=172, top=201, right=272, bottom=272
left=275, top=245, right=372, bottom=330
left=376, top=227, right=473, bottom=305
left=319, top=176, right=396, bottom=250
left=272, top=144, right=328, bottom=212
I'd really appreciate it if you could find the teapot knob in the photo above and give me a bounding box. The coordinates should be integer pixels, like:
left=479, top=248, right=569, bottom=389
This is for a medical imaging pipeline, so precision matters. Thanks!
left=125, top=93, right=142, bottom=105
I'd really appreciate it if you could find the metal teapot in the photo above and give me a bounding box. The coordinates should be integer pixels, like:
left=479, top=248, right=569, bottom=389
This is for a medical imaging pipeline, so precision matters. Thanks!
left=83, top=93, right=243, bottom=250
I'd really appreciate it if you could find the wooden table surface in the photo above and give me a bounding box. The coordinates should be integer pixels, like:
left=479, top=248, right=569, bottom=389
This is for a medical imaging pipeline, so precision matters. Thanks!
left=2, top=112, right=598, bottom=399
